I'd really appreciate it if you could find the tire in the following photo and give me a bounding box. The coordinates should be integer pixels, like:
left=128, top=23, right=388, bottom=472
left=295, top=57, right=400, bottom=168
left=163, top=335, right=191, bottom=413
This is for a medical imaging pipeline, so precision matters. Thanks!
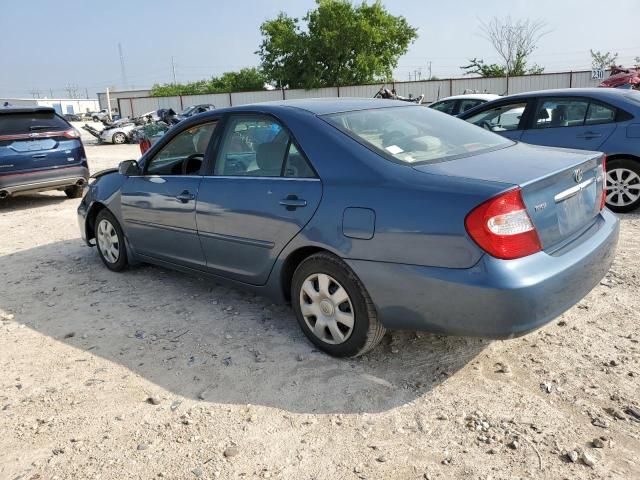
left=94, top=209, right=128, bottom=272
left=112, top=132, right=127, bottom=144
left=64, top=185, right=83, bottom=199
left=291, top=252, right=386, bottom=357
left=605, top=158, right=640, bottom=213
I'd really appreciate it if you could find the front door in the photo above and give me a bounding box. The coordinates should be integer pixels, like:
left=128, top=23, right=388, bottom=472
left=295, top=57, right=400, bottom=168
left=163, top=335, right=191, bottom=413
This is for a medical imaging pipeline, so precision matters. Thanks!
left=120, top=121, right=218, bottom=267
left=196, top=114, right=322, bottom=285
left=521, top=97, right=617, bottom=151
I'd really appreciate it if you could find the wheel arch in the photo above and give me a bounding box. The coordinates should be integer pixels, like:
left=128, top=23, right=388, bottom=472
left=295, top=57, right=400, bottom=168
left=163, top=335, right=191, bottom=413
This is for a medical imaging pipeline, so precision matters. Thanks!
left=85, top=201, right=108, bottom=242
left=606, top=153, right=640, bottom=164
left=280, top=246, right=334, bottom=302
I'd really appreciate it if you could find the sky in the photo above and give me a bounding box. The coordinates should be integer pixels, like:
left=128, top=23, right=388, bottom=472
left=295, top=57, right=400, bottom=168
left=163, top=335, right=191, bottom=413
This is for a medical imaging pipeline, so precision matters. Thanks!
left=1, top=0, right=639, bottom=99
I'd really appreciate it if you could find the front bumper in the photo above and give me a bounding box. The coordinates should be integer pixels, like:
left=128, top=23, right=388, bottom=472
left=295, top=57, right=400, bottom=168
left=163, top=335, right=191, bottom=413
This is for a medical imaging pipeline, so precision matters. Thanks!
left=346, top=209, right=620, bottom=338
left=0, top=165, right=90, bottom=196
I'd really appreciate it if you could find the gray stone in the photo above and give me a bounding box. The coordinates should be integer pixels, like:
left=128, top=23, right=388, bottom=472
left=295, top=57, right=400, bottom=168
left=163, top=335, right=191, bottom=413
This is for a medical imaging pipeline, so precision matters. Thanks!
left=146, top=396, right=161, bottom=405
left=567, top=450, right=579, bottom=463
left=224, top=446, right=239, bottom=458
left=582, top=451, right=596, bottom=467
left=137, top=443, right=149, bottom=451
left=192, top=467, right=203, bottom=477
left=592, top=438, right=605, bottom=448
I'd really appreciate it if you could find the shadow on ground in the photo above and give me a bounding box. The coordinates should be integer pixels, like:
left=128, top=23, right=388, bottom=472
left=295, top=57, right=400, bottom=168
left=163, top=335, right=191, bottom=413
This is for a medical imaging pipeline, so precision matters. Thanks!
left=1, top=239, right=488, bottom=414
left=0, top=192, right=70, bottom=213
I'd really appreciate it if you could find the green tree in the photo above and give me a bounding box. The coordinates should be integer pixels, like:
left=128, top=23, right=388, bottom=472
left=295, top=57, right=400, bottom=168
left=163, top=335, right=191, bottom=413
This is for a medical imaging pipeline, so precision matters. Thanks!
left=257, top=0, right=418, bottom=88
left=150, top=67, right=267, bottom=96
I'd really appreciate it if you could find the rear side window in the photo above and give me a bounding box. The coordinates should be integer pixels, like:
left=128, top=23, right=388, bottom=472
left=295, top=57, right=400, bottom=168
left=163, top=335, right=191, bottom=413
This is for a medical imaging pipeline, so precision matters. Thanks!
left=459, top=99, right=483, bottom=113
left=0, top=112, right=69, bottom=135
left=465, top=101, right=527, bottom=132
left=585, top=102, right=616, bottom=125
left=533, top=98, right=589, bottom=129
left=429, top=100, right=455, bottom=115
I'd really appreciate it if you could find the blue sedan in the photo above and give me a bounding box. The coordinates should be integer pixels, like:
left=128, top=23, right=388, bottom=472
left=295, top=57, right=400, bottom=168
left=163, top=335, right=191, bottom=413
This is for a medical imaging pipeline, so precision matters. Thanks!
left=459, top=88, right=640, bottom=212
left=78, top=99, right=619, bottom=357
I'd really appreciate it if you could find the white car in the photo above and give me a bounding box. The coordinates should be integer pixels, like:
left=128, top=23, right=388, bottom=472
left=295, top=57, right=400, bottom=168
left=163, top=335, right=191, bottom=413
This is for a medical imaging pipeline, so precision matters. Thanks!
left=99, top=123, right=137, bottom=144
left=428, top=94, right=501, bottom=116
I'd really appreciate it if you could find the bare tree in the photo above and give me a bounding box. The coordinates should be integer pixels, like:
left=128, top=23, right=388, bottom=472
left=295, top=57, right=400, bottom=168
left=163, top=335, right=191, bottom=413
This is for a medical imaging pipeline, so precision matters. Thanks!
left=590, top=50, right=618, bottom=69
left=480, top=17, right=549, bottom=77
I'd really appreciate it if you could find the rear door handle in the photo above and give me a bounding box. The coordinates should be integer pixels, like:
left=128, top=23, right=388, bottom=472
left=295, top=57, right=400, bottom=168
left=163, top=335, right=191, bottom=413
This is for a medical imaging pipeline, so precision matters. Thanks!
left=32, top=153, right=47, bottom=159
left=279, top=195, right=307, bottom=209
left=176, top=190, right=195, bottom=203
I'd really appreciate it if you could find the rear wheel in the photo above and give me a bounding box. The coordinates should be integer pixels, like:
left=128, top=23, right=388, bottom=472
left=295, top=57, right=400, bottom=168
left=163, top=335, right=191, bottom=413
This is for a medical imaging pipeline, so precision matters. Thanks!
left=606, top=158, right=640, bottom=213
left=64, top=185, right=83, bottom=199
left=291, top=252, right=386, bottom=357
left=112, top=132, right=127, bottom=144
left=94, top=209, right=128, bottom=272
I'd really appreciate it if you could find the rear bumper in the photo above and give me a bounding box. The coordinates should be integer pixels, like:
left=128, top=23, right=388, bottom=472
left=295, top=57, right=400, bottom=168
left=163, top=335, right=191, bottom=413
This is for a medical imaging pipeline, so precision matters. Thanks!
left=0, top=166, right=90, bottom=196
left=346, top=209, right=620, bottom=338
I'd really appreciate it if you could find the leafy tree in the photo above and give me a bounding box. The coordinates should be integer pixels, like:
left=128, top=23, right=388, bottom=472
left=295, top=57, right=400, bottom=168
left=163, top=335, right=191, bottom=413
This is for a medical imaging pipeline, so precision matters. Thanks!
left=150, top=68, right=268, bottom=96
left=462, top=17, right=548, bottom=77
left=257, top=0, right=418, bottom=88
left=590, top=49, right=618, bottom=69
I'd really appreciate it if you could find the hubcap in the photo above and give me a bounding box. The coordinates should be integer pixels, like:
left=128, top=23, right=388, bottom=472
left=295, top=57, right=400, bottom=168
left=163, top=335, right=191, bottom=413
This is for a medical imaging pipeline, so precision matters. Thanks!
left=96, top=219, right=120, bottom=264
left=299, top=273, right=355, bottom=345
left=606, top=168, right=640, bottom=207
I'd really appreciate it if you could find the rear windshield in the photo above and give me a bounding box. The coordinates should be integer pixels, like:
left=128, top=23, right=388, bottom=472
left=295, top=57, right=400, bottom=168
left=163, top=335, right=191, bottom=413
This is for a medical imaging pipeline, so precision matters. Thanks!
left=0, top=112, right=69, bottom=135
left=323, top=105, right=512, bottom=165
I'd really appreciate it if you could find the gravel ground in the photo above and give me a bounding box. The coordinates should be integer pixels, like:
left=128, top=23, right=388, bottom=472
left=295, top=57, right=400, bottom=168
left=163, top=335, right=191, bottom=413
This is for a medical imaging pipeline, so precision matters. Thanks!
left=0, top=143, right=639, bottom=480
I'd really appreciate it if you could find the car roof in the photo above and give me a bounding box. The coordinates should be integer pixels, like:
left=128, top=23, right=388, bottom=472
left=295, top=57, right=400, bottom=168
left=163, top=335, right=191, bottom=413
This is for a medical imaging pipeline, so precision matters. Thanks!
left=434, top=94, right=501, bottom=102
left=504, top=87, right=630, bottom=100
left=232, top=97, right=415, bottom=115
left=0, top=106, right=56, bottom=115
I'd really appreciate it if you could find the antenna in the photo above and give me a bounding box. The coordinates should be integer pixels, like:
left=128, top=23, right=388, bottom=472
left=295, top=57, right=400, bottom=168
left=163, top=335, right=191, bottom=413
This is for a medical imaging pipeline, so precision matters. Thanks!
left=119, top=43, right=128, bottom=89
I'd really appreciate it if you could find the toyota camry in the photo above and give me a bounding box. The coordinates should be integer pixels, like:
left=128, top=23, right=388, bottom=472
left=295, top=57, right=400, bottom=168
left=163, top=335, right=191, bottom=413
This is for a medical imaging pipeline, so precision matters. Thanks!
left=78, top=99, right=619, bottom=357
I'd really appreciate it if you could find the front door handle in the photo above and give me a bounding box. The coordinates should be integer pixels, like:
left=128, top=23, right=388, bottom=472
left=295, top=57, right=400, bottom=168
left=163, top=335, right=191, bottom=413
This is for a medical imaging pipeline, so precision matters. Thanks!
left=279, top=195, right=307, bottom=209
left=176, top=190, right=195, bottom=203
left=577, top=131, right=602, bottom=139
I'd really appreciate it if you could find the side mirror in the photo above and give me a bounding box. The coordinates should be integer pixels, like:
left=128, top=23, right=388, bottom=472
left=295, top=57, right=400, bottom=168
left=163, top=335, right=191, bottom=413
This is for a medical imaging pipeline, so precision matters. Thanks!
left=118, top=160, right=141, bottom=176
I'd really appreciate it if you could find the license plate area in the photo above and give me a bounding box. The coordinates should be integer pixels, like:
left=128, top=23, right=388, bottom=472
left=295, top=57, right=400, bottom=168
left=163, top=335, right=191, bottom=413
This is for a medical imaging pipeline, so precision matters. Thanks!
left=10, top=139, right=57, bottom=152
left=556, top=178, right=597, bottom=236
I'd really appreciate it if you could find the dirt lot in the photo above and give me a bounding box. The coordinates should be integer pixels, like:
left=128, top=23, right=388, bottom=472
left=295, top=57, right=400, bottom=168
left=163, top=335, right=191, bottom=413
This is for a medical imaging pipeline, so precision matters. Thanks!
left=1, top=143, right=639, bottom=480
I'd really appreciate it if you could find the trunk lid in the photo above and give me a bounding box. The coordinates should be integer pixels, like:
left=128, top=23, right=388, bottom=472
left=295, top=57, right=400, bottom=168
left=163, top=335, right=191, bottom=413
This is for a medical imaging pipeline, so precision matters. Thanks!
left=413, top=143, right=605, bottom=250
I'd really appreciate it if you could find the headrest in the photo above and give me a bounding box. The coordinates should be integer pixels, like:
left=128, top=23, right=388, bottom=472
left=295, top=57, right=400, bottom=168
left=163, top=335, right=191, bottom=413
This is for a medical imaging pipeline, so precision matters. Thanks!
left=256, top=142, right=286, bottom=172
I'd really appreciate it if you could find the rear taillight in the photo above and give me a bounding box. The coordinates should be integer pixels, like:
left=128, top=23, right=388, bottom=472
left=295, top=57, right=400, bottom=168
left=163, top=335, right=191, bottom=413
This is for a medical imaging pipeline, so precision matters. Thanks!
left=465, top=188, right=542, bottom=260
left=600, top=155, right=607, bottom=210
left=63, top=128, right=80, bottom=139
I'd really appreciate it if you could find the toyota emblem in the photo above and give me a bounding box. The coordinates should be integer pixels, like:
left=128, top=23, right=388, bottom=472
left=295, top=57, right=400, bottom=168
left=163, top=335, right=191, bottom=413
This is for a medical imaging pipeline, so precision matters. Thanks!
left=573, top=168, right=583, bottom=183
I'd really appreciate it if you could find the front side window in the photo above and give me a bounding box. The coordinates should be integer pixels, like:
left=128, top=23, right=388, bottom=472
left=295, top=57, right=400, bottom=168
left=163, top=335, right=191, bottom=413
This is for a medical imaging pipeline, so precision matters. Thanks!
left=533, top=98, right=589, bottom=129
left=429, top=100, right=455, bottom=115
left=214, top=115, right=314, bottom=178
left=324, top=105, right=512, bottom=165
left=465, top=102, right=527, bottom=132
left=459, top=99, right=484, bottom=113
left=145, top=121, right=217, bottom=176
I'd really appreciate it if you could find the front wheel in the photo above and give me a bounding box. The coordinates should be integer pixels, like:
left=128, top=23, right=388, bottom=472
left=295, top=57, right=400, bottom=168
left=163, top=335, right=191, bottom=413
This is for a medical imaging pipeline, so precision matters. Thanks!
left=291, top=253, right=386, bottom=357
left=112, top=132, right=127, bottom=144
left=94, top=209, right=128, bottom=271
left=605, top=158, right=640, bottom=213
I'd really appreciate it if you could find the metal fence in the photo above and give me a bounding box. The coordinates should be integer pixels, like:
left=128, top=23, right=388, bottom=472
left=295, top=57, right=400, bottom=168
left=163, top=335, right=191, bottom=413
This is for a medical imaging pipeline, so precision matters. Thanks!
left=117, top=69, right=608, bottom=118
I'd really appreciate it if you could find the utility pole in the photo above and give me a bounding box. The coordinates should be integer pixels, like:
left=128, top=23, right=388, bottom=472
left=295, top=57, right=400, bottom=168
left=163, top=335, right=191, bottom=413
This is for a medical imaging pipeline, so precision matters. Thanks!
left=118, top=43, right=128, bottom=90
left=106, top=87, right=112, bottom=121
left=49, top=88, right=54, bottom=98
left=171, top=56, right=177, bottom=85
left=29, top=89, right=41, bottom=99
left=85, top=88, right=89, bottom=99
left=428, top=61, right=432, bottom=80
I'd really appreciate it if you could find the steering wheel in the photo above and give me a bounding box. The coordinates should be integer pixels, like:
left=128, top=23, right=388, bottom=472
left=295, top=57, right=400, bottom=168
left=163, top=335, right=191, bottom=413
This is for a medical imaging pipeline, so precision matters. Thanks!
left=181, top=153, right=204, bottom=175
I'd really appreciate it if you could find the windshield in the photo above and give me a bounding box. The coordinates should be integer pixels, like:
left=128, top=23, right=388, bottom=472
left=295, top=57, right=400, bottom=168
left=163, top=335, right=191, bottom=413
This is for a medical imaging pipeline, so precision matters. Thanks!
left=323, top=106, right=512, bottom=165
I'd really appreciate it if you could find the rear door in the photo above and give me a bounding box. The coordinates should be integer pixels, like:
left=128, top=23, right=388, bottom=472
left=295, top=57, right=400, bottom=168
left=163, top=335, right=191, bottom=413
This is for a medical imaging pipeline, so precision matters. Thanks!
left=196, top=113, right=322, bottom=285
left=463, top=99, right=531, bottom=141
left=120, top=120, right=218, bottom=268
left=520, top=97, right=617, bottom=150
left=0, top=110, right=83, bottom=175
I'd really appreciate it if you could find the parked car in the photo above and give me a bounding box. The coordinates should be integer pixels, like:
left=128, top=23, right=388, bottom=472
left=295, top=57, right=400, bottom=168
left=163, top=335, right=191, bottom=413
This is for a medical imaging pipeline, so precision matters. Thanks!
left=64, top=113, right=82, bottom=122
left=0, top=106, right=89, bottom=199
left=99, top=122, right=137, bottom=144
left=178, top=104, right=216, bottom=119
left=78, top=99, right=618, bottom=357
left=429, top=94, right=500, bottom=115
left=459, top=88, right=640, bottom=212
left=92, top=108, right=119, bottom=122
